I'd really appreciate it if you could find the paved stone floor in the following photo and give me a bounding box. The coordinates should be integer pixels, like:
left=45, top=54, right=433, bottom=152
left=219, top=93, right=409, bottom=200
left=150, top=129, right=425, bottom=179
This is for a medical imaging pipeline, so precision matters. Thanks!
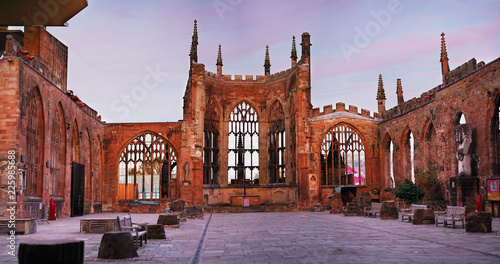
left=1, top=211, right=499, bottom=263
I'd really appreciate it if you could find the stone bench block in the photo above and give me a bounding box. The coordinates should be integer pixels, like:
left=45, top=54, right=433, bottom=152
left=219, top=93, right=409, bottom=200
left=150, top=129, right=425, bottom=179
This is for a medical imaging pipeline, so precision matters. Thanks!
left=170, top=200, right=185, bottom=212
left=379, top=201, right=399, bottom=220
left=465, top=212, right=492, bottom=233
left=164, top=211, right=186, bottom=222
left=186, top=206, right=204, bottom=219
left=157, top=214, right=179, bottom=226
left=1, top=219, right=37, bottom=234
left=98, top=232, right=138, bottom=259
left=413, top=209, right=435, bottom=225
left=80, top=218, right=117, bottom=234
left=146, top=224, right=166, bottom=239
left=19, top=239, right=84, bottom=264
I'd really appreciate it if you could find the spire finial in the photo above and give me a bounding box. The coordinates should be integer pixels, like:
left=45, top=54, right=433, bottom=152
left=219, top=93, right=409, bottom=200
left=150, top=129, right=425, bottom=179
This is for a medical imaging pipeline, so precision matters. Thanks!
left=396, top=78, right=404, bottom=105
left=377, top=74, right=386, bottom=100
left=291, top=36, right=297, bottom=61
left=216, top=44, right=223, bottom=75
left=216, top=44, right=223, bottom=66
left=440, top=32, right=450, bottom=76
left=264, top=45, right=271, bottom=76
left=189, top=19, right=198, bottom=63
left=193, top=19, right=198, bottom=43
left=377, top=74, right=386, bottom=113
left=300, top=32, right=311, bottom=64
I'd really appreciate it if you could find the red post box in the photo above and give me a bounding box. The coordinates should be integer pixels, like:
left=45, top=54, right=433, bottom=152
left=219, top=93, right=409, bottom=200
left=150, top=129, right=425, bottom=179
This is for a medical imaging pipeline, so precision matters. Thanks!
left=475, top=194, right=482, bottom=212
left=49, top=198, right=57, bottom=220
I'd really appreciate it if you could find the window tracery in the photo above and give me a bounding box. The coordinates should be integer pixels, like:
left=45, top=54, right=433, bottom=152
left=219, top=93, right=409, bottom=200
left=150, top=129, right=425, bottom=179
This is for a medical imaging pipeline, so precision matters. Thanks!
left=320, top=124, right=365, bottom=186
left=118, top=133, right=177, bottom=199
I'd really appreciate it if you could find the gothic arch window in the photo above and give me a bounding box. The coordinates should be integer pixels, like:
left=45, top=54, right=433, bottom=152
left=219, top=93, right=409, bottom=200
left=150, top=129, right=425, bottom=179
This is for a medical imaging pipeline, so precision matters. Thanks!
left=118, top=132, right=177, bottom=200
left=383, top=136, right=395, bottom=188
left=84, top=129, right=92, bottom=203
left=25, top=89, right=44, bottom=196
left=493, top=98, right=500, bottom=174
left=203, top=100, right=219, bottom=185
left=454, top=113, right=466, bottom=175
left=390, top=140, right=395, bottom=188
left=268, top=100, right=286, bottom=184
left=50, top=104, right=66, bottom=196
left=71, top=121, right=80, bottom=163
left=404, top=130, right=415, bottom=183
left=424, top=122, right=438, bottom=163
left=458, top=113, right=466, bottom=124
left=320, top=124, right=365, bottom=186
left=93, top=136, right=102, bottom=202
left=289, top=96, right=297, bottom=183
left=228, top=102, right=259, bottom=185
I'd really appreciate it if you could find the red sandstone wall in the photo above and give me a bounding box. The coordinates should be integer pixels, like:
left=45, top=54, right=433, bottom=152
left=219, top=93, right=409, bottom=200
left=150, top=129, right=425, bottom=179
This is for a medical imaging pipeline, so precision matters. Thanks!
left=0, top=59, right=21, bottom=208
left=187, top=64, right=306, bottom=207
left=378, top=58, right=500, bottom=207
left=23, top=26, right=68, bottom=92
left=0, top=57, right=103, bottom=218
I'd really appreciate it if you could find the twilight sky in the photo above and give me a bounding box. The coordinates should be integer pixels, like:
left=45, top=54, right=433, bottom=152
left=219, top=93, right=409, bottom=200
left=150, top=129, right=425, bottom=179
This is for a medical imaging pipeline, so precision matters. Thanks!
left=31, top=0, right=500, bottom=123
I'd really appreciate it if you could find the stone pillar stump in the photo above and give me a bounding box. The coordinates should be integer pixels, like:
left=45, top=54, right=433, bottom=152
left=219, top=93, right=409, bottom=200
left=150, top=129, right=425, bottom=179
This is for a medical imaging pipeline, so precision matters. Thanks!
left=186, top=206, right=204, bottom=219
left=170, top=200, right=185, bottom=212
left=157, top=214, right=179, bottom=228
left=146, top=224, right=166, bottom=239
left=97, top=232, right=138, bottom=259
left=413, top=209, right=435, bottom=225
left=379, top=201, right=399, bottom=220
left=465, top=212, right=492, bottom=233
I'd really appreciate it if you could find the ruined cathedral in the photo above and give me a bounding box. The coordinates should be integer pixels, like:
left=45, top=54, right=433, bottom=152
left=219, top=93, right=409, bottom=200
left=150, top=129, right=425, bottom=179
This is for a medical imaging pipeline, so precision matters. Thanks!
left=1, top=21, right=499, bottom=218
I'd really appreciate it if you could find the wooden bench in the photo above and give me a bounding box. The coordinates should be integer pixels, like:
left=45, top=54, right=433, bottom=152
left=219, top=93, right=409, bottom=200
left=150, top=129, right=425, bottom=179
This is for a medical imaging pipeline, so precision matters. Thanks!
left=434, top=206, right=466, bottom=229
left=364, top=203, right=382, bottom=217
left=401, top=204, right=427, bottom=222
left=116, top=215, right=148, bottom=247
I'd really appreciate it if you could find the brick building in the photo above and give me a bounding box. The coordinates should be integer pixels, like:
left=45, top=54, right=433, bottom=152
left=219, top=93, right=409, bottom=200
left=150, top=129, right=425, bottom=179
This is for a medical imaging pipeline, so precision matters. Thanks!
left=1, top=23, right=499, bottom=217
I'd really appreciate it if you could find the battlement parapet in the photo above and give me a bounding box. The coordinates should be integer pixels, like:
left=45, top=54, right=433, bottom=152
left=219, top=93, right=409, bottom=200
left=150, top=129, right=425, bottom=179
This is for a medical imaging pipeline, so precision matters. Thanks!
left=383, top=83, right=440, bottom=120
left=204, top=67, right=297, bottom=83
left=310, top=102, right=380, bottom=122
left=442, top=58, right=485, bottom=86
left=382, top=57, right=490, bottom=121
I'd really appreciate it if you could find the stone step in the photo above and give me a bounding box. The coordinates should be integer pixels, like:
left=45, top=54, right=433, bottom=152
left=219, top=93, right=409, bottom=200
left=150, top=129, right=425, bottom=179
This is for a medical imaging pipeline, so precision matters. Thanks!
left=241, top=206, right=261, bottom=213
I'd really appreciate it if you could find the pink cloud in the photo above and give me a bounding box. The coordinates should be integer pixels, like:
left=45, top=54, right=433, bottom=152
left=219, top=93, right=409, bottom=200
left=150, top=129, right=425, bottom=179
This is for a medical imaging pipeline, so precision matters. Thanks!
left=313, top=32, right=438, bottom=78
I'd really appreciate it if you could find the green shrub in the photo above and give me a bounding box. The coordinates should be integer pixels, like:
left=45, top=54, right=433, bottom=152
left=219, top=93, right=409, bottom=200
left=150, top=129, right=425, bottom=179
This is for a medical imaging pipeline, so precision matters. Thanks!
left=416, top=160, right=444, bottom=202
left=395, top=178, right=423, bottom=205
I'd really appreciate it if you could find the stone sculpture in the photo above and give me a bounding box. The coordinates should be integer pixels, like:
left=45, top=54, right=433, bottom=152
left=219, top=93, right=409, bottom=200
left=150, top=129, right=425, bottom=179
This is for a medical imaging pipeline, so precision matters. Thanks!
left=455, top=123, right=472, bottom=176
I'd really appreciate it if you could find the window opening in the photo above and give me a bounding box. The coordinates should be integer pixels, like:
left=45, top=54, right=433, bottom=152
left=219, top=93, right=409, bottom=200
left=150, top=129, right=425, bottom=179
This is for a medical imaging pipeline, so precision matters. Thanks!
left=269, top=101, right=286, bottom=184
left=228, top=102, right=259, bottom=184
left=320, top=124, right=365, bottom=186
left=118, top=133, right=177, bottom=199
left=203, top=100, right=220, bottom=185
left=26, top=92, right=42, bottom=196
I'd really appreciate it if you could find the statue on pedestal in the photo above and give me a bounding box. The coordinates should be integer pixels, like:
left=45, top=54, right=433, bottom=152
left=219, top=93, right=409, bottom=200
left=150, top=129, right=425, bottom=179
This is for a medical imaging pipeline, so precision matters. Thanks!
left=455, top=123, right=472, bottom=176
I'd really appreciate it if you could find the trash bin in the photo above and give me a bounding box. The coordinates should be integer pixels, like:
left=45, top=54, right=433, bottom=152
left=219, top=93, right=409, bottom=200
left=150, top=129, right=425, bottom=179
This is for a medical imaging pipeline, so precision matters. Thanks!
left=49, top=198, right=57, bottom=220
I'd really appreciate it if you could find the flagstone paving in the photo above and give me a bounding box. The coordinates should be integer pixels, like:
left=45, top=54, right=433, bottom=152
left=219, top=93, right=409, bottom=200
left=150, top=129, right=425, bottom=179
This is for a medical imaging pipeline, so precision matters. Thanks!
left=1, top=211, right=499, bottom=263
